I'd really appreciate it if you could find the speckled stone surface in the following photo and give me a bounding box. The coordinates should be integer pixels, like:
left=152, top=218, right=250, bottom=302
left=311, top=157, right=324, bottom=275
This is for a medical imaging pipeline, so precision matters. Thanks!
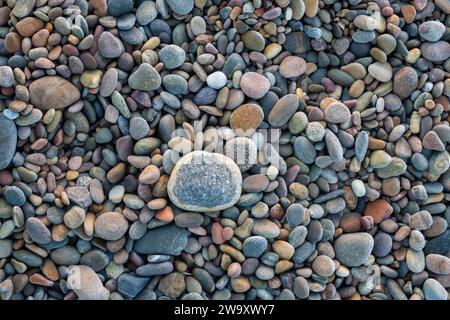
left=168, top=151, right=242, bottom=212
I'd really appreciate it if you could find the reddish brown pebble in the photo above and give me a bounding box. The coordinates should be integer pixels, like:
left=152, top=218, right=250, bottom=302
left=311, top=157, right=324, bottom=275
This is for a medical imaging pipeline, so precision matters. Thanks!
left=29, top=273, right=54, bottom=287
left=364, top=199, right=393, bottom=224
left=230, top=104, right=264, bottom=133
left=155, top=206, right=174, bottom=222
left=212, top=222, right=225, bottom=244
left=15, top=17, right=45, bottom=37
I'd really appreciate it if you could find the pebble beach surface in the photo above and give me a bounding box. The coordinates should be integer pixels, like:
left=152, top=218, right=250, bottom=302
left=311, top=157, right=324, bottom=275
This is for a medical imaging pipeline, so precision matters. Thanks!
left=0, top=0, right=450, bottom=301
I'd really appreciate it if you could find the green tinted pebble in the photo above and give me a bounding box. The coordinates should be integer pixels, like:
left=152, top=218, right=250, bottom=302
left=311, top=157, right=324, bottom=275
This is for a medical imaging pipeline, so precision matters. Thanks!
left=111, top=91, right=131, bottom=118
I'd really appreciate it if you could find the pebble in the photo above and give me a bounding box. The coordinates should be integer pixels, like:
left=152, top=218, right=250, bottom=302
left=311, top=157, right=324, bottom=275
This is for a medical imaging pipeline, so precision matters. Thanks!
left=368, top=62, right=392, bottom=82
left=286, top=204, right=305, bottom=227
left=334, top=233, right=374, bottom=267
left=230, top=104, right=264, bottom=133
left=168, top=151, right=242, bottom=212
left=118, top=273, right=150, bottom=299
left=279, top=56, right=306, bottom=78
left=364, top=199, right=393, bottom=224
left=29, top=77, right=80, bottom=110
left=206, top=71, right=227, bottom=90
left=393, top=67, right=418, bottom=99
left=419, top=21, right=446, bottom=42
left=134, top=225, right=188, bottom=255
left=0, top=66, right=14, bottom=87
left=240, top=72, right=270, bottom=99
left=98, top=32, right=125, bottom=58
left=0, top=115, right=17, bottom=170
left=159, top=45, right=186, bottom=69
left=243, top=236, right=268, bottom=258
left=26, top=217, right=52, bottom=244
left=426, top=254, right=450, bottom=275
left=136, top=1, right=157, bottom=26
left=94, top=212, right=129, bottom=241
left=128, top=63, right=161, bottom=91
left=421, top=41, right=450, bottom=62
left=67, top=265, right=109, bottom=300
left=166, top=0, right=194, bottom=15
left=423, top=278, right=448, bottom=300
left=324, top=102, right=351, bottom=123
left=268, top=94, right=300, bottom=127
left=0, top=240, right=12, bottom=258
left=409, top=210, right=433, bottom=231
left=312, top=255, right=335, bottom=277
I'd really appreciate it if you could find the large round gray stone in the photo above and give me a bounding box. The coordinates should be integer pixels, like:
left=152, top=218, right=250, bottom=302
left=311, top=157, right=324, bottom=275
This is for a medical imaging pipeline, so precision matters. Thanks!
left=168, top=151, right=242, bottom=212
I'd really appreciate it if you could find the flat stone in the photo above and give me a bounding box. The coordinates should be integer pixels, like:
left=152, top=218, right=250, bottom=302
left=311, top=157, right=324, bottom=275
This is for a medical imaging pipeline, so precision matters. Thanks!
left=159, top=44, right=186, bottom=69
left=283, top=32, right=310, bottom=53
left=168, top=151, right=242, bottom=212
left=240, top=72, right=270, bottom=99
left=286, top=203, right=305, bottom=227
left=368, top=62, right=392, bottom=82
left=80, top=250, right=110, bottom=272
left=94, top=211, right=129, bottom=241
left=268, top=94, right=300, bottom=127
left=230, top=104, right=264, bottom=133
left=0, top=66, right=14, bottom=87
left=419, top=21, right=445, bottom=42
left=29, top=76, right=80, bottom=110
left=376, top=157, right=407, bottom=178
left=325, top=129, right=343, bottom=162
left=406, top=249, right=425, bottom=273
left=64, top=206, right=86, bottom=229
left=243, top=236, right=268, bottom=258
left=334, top=233, right=374, bottom=267
left=409, top=210, right=433, bottom=230
left=324, top=102, right=351, bottom=123
left=98, top=31, right=125, bottom=58
left=117, top=273, right=150, bottom=299
left=393, top=67, right=418, bottom=99
left=426, top=254, right=450, bottom=275
left=241, top=31, right=265, bottom=52
left=421, top=41, right=450, bottom=62
left=370, top=150, right=392, bottom=168
left=0, top=114, right=17, bottom=170
left=67, top=265, right=110, bottom=300
left=26, top=217, right=52, bottom=244
left=279, top=56, right=306, bottom=78
left=425, top=230, right=450, bottom=255
left=128, top=63, right=161, bottom=91
left=12, top=0, right=36, bottom=18
left=134, top=224, right=188, bottom=255
left=423, top=278, right=448, bottom=300
left=15, top=17, right=44, bottom=37
left=163, top=74, right=188, bottom=94
left=136, top=1, right=157, bottom=25
left=364, top=199, right=393, bottom=224
left=422, top=131, right=445, bottom=151
left=108, top=0, right=133, bottom=17
left=66, top=186, right=92, bottom=209
left=100, top=68, right=118, bottom=97
left=166, top=0, right=194, bottom=15
left=0, top=239, right=12, bottom=258
left=80, top=70, right=103, bottom=88
left=294, top=136, right=316, bottom=164
left=206, top=71, right=227, bottom=89
left=158, top=272, right=185, bottom=298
